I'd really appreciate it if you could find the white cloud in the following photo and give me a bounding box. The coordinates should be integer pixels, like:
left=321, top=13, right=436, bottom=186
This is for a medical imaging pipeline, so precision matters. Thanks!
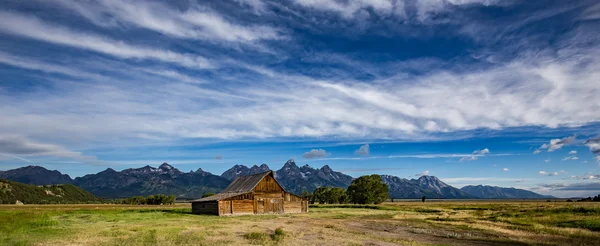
left=537, top=135, right=576, bottom=152
left=569, top=173, right=599, bottom=180
left=544, top=159, right=551, bottom=163
left=563, top=156, right=579, bottom=161
left=459, top=155, right=478, bottom=161
left=0, top=11, right=213, bottom=69
left=569, top=150, right=577, bottom=155
left=502, top=167, right=509, bottom=172
left=538, top=170, right=561, bottom=176
left=48, top=0, right=282, bottom=43
left=473, top=148, right=490, bottom=155
left=0, top=15, right=599, bottom=146
left=214, top=155, right=224, bottom=160
left=533, top=149, right=542, bottom=154
left=293, top=0, right=503, bottom=20
left=355, top=144, right=370, bottom=156
left=302, top=149, right=328, bottom=159
left=416, top=170, right=429, bottom=176
left=584, top=136, right=600, bottom=161
left=459, top=148, right=490, bottom=161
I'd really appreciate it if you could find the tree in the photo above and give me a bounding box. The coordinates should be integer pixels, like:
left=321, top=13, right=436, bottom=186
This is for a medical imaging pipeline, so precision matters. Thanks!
left=347, top=174, right=388, bottom=204
left=202, top=192, right=216, bottom=198
left=422, top=196, right=426, bottom=203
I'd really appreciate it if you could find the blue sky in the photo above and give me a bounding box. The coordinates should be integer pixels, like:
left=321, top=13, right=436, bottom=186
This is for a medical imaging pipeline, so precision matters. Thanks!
left=1, top=0, right=600, bottom=197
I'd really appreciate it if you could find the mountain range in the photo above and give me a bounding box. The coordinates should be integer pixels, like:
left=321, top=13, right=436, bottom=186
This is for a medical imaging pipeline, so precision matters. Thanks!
left=381, top=175, right=475, bottom=199
left=0, top=160, right=551, bottom=199
left=460, top=185, right=553, bottom=199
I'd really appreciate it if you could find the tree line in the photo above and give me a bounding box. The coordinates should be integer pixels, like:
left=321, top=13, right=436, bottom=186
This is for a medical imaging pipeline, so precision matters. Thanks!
left=119, top=194, right=176, bottom=205
left=577, top=194, right=600, bottom=202
left=301, top=174, right=389, bottom=204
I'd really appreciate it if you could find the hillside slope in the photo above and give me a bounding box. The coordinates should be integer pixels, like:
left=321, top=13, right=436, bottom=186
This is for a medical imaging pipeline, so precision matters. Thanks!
left=0, top=178, right=100, bottom=204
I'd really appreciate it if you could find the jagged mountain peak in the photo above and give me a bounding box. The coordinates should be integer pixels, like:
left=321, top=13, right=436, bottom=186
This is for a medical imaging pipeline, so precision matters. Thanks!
left=159, top=162, right=174, bottom=170
left=221, top=163, right=270, bottom=180
left=320, top=165, right=332, bottom=171
left=282, top=160, right=299, bottom=170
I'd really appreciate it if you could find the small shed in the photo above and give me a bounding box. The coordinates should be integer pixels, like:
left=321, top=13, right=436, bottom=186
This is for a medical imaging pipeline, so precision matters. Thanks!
left=191, top=171, right=308, bottom=215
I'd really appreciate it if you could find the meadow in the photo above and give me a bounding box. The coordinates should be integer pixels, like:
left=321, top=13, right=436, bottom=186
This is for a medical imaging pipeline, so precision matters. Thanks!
left=1, top=201, right=600, bottom=246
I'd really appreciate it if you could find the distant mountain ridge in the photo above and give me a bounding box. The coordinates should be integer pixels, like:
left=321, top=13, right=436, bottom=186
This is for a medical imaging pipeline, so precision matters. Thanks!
left=0, top=162, right=550, bottom=199
left=0, top=165, right=73, bottom=185
left=72, top=163, right=230, bottom=198
left=381, top=175, right=475, bottom=199
left=221, top=164, right=270, bottom=180
left=460, top=185, right=553, bottom=199
left=273, top=159, right=354, bottom=194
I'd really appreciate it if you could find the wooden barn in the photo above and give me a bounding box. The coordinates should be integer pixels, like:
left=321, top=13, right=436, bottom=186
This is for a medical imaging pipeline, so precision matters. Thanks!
left=191, top=171, right=308, bottom=215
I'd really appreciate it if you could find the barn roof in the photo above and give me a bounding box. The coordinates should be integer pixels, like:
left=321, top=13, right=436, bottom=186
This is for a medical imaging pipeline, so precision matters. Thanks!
left=190, top=192, right=247, bottom=202
left=222, top=170, right=275, bottom=193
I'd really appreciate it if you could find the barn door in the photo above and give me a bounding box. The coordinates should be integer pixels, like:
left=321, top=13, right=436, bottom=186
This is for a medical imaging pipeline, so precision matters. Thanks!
left=264, top=198, right=283, bottom=214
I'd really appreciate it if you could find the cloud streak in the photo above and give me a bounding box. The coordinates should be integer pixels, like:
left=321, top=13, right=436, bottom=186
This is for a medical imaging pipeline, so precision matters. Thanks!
left=0, top=11, right=213, bottom=69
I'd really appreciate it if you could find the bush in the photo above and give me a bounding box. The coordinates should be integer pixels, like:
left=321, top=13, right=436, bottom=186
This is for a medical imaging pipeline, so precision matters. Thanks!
left=272, top=227, right=286, bottom=242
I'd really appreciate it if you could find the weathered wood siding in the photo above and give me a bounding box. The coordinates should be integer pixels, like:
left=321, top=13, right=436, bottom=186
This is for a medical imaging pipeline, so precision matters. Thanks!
left=192, top=201, right=219, bottom=215
left=231, top=200, right=254, bottom=215
left=254, top=175, right=283, bottom=192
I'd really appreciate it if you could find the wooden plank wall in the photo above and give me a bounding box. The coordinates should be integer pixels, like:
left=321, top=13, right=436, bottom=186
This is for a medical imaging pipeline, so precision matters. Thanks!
left=219, top=200, right=232, bottom=215
left=191, top=201, right=219, bottom=215
left=254, top=175, right=283, bottom=192
left=231, top=200, right=254, bottom=215
left=283, top=201, right=303, bottom=213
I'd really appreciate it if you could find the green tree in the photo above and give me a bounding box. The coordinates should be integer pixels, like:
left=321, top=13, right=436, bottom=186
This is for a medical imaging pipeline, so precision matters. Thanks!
left=347, top=174, right=388, bottom=204
left=422, top=196, right=426, bottom=203
left=202, top=192, right=216, bottom=198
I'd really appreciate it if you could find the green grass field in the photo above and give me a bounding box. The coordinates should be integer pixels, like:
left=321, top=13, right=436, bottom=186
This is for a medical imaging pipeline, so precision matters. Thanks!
left=1, top=201, right=600, bottom=246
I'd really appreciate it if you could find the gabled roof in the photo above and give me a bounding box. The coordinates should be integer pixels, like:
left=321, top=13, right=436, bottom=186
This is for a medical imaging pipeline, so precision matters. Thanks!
left=222, top=170, right=274, bottom=193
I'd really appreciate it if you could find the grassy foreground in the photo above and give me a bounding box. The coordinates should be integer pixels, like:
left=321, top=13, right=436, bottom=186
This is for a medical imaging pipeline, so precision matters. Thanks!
left=1, top=201, right=600, bottom=246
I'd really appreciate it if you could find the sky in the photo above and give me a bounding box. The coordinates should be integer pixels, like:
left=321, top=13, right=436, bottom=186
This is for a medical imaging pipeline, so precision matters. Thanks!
left=0, top=0, right=599, bottom=198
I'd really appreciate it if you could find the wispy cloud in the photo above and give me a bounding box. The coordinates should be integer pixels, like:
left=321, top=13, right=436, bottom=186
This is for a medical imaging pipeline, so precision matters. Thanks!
left=313, top=152, right=515, bottom=161
left=0, top=11, right=213, bottom=69
left=0, top=135, right=101, bottom=165
left=49, top=0, right=283, bottom=44
left=460, top=148, right=490, bottom=161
